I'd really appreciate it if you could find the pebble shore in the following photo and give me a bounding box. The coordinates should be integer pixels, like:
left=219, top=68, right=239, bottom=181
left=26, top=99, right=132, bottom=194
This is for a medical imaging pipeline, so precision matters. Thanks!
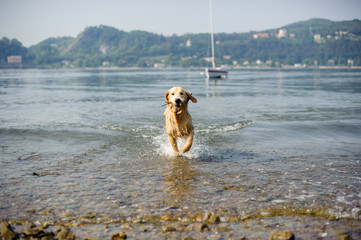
left=1, top=210, right=358, bottom=240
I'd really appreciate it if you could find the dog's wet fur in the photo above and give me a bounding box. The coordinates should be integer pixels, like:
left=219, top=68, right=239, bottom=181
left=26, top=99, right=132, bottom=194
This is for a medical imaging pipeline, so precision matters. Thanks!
left=164, top=86, right=197, bottom=156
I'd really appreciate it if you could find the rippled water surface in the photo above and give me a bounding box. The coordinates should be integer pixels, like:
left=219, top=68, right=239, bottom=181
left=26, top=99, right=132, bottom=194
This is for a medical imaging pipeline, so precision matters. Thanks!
left=1, top=69, right=360, bottom=238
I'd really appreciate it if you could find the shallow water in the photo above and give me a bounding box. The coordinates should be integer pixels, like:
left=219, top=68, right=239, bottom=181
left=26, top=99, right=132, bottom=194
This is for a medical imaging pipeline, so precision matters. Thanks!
left=1, top=69, right=360, bottom=238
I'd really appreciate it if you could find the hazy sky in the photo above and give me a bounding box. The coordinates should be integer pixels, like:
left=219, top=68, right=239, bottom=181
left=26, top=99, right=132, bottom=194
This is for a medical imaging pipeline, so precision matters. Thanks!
left=1, top=0, right=361, bottom=47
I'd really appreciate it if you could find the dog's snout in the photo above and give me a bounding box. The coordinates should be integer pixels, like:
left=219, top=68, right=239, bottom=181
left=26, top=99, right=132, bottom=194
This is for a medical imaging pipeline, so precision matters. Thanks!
left=175, top=98, right=182, bottom=104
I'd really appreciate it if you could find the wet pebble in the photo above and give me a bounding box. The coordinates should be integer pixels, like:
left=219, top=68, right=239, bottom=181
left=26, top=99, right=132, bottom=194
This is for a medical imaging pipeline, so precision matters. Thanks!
left=23, top=228, right=54, bottom=240
left=338, top=233, right=353, bottom=240
left=111, top=231, right=127, bottom=240
left=212, top=225, right=231, bottom=232
left=269, top=230, right=295, bottom=240
left=56, top=227, right=75, bottom=240
left=184, top=223, right=209, bottom=232
left=119, top=223, right=133, bottom=230
left=23, top=228, right=43, bottom=236
left=197, top=223, right=209, bottom=232
left=0, top=221, right=19, bottom=240
left=162, top=225, right=177, bottom=232
left=1, top=222, right=77, bottom=240
left=203, top=213, right=221, bottom=224
left=182, top=237, right=195, bottom=240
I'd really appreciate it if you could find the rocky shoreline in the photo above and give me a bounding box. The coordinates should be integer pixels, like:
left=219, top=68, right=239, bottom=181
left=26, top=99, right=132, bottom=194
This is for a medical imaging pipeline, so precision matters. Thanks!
left=1, top=221, right=75, bottom=240
left=0, top=220, right=295, bottom=240
left=1, top=211, right=359, bottom=240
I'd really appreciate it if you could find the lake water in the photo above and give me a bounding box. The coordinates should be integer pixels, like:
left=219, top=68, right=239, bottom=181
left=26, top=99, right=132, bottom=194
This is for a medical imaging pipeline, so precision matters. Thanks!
left=1, top=69, right=360, bottom=239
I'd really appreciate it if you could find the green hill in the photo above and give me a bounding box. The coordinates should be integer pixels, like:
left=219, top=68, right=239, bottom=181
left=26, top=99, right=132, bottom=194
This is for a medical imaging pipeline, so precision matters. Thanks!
left=1, top=18, right=361, bottom=68
left=284, top=18, right=361, bottom=36
left=0, top=37, right=28, bottom=64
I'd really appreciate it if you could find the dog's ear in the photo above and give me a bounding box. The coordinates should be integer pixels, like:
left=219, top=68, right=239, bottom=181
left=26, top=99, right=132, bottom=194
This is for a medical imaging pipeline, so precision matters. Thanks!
left=186, top=91, right=197, bottom=103
left=165, top=90, right=170, bottom=102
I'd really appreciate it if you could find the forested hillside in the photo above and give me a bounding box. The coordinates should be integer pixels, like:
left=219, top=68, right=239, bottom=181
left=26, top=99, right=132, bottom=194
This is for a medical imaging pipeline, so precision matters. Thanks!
left=1, top=18, right=361, bottom=68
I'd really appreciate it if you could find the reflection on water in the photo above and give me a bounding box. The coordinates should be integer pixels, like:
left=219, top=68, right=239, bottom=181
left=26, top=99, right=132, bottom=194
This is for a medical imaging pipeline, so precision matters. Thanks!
left=163, top=157, right=198, bottom=209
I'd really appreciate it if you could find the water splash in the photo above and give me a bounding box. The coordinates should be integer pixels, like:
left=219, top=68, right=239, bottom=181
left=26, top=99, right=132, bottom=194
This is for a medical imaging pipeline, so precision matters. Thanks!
left=101, top=120, right=253, bottom=159
left=152, top=134, right=174, bottom=157
left=151, top=134, right=211, bottom=159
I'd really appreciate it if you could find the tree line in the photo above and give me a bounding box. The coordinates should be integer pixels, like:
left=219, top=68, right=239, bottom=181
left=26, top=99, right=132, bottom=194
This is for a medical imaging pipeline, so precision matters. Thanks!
left=1, top=18, right=361, bottom=68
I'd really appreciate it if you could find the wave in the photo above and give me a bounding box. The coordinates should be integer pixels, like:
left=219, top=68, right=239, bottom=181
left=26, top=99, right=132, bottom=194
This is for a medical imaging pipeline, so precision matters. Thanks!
left=196, top=120, right=254, bottom=134
left=101, top=120, right=253, bottom=135
left=100, top=125, right=144, bottom=133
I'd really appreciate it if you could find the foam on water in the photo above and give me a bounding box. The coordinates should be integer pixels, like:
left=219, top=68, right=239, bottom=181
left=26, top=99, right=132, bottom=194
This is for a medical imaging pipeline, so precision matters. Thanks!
left=153, top=134, right=212, bottom=159
left=196, top=120, right=254, bottom=134
left=100, top=125, right=143, bottom=133
left=152, top=134, right=174, bottom=157
left=102, top=120, right=253, bottom=159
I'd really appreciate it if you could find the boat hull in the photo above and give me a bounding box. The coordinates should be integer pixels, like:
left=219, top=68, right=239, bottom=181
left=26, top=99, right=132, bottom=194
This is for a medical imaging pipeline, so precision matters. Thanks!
left=205, top=68, right=228, bottom=78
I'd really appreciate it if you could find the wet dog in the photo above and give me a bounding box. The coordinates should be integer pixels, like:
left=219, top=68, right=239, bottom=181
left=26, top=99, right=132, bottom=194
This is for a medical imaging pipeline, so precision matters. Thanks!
left=164, top=86, right=197, bottom=156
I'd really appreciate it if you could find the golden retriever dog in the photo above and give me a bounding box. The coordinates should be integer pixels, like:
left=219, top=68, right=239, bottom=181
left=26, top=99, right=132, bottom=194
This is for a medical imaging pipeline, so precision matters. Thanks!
left=164, top=86, right=197, bottom=156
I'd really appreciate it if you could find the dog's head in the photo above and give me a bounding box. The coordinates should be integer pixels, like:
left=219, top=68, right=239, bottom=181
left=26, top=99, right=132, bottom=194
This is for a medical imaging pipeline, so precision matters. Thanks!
left=165, top=86, right=197, bottom=110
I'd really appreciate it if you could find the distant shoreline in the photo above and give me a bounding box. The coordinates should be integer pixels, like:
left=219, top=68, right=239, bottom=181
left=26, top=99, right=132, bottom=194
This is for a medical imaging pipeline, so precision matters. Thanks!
left=1, top=65, right=361, bottom=70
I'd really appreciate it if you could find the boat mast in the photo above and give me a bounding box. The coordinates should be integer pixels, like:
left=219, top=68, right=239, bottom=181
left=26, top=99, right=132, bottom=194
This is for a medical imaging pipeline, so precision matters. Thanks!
left=209, top=0, right=216, bottom=68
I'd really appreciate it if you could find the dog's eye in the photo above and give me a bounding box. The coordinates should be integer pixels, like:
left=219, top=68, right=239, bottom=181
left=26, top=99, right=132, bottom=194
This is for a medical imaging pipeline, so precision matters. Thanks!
left=180, top=92, right=184, bottom=95
left=171, top=93, right=175, bottom=95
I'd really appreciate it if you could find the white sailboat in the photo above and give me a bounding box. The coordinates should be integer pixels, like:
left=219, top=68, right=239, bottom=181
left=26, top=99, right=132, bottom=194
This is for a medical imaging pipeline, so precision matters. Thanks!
left=205, top=0, right=228, bottom=78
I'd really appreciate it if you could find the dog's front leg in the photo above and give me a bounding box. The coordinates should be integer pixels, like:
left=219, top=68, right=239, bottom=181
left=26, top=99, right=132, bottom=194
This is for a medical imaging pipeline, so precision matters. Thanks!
left=168, top=135, right=180, bottom=156
left=182, top=132, right=194, bottom=153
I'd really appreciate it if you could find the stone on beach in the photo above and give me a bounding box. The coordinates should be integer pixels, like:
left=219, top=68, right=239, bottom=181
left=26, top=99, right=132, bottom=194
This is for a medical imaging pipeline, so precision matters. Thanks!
left=269, top=230, right=295, bottom=240
left=22, top=228, right=54, bottom=239
left=0, top=222, right=19, bottom=240
left=203, top=212, right=221, bottom=224
left=184, top=223, right=209, bottom=232
left=162, top=225, right=177, bottom=232
left=56, top=227, right=75, bottom=240
left=111, top=231, right=127, bottom=240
